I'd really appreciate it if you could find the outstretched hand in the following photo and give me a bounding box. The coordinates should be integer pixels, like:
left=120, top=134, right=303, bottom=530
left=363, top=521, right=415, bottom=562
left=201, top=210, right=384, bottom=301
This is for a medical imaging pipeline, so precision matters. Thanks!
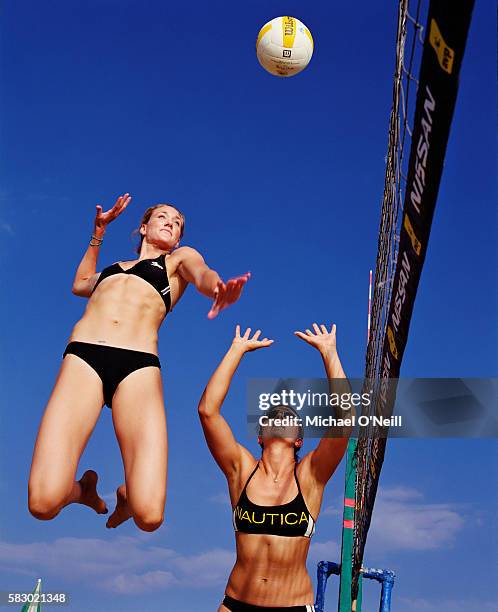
left=232, top=325, right=273, bottom=353
left=207, top=272, right=251, bottom=320
left=94, top=193, right=132, bottom=232
left=294, top=323, right=337, bottom=354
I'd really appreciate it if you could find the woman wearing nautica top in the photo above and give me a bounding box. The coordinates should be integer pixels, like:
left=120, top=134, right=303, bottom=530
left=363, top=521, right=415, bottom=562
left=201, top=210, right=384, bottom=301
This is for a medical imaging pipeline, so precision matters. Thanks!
left=198, top=323, right=351, bottom=612
left=28, top=194, right=250, bottom=532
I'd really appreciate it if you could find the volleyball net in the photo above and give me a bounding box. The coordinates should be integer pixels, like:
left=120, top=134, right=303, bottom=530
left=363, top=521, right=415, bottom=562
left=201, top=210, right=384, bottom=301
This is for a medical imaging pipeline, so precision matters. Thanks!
left=329, top=0, right=476, bottom=609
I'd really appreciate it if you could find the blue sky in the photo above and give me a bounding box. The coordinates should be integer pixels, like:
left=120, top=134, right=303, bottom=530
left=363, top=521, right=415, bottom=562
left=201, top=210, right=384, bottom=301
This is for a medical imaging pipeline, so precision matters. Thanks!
left=0, top=1, right=496, bottom=611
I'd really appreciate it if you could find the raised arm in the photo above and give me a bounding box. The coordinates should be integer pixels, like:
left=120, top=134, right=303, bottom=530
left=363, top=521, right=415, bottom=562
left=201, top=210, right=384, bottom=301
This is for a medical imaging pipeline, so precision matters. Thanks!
left=198, top=326, right=273, bottom=478
left=175, top=247, right=251, bottom=319
left=295, top=323, right=352, bottom=484
left=72, top=193, right=131, bottom=297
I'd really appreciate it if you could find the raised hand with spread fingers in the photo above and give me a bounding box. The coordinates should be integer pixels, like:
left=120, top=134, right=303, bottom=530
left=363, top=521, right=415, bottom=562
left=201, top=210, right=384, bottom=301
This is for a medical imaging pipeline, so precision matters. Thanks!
left=294, top=322, right=337, bottom=356
left=94, top=193, right=132, bottom=237
left=231, top=325, right=274, bottom=352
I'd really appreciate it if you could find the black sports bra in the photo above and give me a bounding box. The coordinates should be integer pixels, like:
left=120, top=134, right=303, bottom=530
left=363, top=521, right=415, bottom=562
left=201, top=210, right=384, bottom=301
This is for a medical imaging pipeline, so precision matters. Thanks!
left=232, top=462, right=316, bottom=538
left=92, top=253, right=172, bottom=313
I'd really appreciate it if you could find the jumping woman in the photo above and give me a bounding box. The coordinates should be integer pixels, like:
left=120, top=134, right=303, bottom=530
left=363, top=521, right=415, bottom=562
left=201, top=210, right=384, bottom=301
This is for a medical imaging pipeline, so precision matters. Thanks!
left=198, top=323, right=351, bottom=612
left=28, top=194, right=250, bottom=532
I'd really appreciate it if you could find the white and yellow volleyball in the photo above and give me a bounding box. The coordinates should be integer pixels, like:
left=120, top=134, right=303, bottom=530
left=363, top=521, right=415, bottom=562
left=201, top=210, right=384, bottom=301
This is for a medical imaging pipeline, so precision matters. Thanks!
left=256, top=16, right=313, bottom=77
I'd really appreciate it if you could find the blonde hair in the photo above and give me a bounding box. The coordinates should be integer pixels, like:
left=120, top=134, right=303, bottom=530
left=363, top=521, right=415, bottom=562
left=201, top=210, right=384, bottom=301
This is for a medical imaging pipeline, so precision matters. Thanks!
left=134, top=204, right=185, bottom=254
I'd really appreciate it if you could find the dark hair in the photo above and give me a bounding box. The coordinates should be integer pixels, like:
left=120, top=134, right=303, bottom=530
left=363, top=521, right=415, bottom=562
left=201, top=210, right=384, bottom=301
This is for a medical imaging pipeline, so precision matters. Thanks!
left=258, top=404, right=304, bottom=461
left=134, top=204, right=186, bottom=254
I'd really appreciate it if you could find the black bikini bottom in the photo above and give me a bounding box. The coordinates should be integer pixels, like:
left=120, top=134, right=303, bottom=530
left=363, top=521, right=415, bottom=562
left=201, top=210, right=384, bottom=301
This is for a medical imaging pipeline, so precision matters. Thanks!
left=63, top=341, right=161, bottom=408
left=222, top=595, right=315, bottom=612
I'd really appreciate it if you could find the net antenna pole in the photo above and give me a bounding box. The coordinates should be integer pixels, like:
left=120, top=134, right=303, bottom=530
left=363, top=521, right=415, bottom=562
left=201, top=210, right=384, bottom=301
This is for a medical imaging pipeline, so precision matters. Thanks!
left=21, top=578, right=42, bottom=612
left=367, top=270, right=372, bottom=346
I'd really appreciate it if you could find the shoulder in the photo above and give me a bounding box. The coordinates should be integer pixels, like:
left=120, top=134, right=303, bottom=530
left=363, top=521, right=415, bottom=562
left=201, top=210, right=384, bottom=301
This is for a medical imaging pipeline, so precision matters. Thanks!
left=295, top=451, right=316, bottom=484
left=174, top=245, right=201, bottom=257
left=168, top=245, right=203, bottom=263
left=295, top=452, right=328, bottom=509
left=171, top=246, right=207, bottom=270
left=232, top=444, right=257, bottom=479
left=228, top=445, right=258, bottom=489
left=239, top=444, right=257, bottom=467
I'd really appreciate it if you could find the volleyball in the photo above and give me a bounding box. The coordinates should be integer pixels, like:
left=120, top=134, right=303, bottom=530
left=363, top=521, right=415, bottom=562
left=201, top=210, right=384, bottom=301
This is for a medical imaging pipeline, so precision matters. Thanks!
left=256, top=16, right=313, bottom=77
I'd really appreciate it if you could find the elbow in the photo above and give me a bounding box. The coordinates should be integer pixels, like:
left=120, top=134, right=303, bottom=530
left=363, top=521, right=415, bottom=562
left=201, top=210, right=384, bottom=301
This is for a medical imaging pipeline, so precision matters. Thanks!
left=198, top=400, right=215, bottom=420
left=198, top=400, right=209, bottom=419
left=71, top=282, right=88, bottom=297
left=71, top=282, right=84, bottom=296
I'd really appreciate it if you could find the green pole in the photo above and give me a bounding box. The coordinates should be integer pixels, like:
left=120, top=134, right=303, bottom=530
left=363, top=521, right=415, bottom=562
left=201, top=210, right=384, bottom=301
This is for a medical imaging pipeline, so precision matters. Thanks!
left=338, top=438, right=359, bottom=612
left=356, top=572, right=363, bottom=611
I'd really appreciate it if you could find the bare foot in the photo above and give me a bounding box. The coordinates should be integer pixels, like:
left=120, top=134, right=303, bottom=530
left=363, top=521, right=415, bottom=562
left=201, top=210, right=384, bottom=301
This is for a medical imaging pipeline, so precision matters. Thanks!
left=78, top=470, right=108, bottom=515
left=106, top=484, right=132, bottom=529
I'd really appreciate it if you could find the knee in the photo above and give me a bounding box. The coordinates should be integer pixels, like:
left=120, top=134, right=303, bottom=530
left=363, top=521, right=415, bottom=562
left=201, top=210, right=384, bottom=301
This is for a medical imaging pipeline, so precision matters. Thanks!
left=28, top=492, right=61, bottom=520
left=134, top=509, right=164, bottom=532
left=28, top=483, right=66, bottom=521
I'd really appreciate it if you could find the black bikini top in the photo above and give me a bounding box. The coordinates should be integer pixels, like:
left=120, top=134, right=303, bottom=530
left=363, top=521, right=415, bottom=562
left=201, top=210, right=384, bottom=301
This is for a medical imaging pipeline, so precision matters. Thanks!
left=232, top=462, right=316, bottom=538
left=92, top=253, right=172, bottom=313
